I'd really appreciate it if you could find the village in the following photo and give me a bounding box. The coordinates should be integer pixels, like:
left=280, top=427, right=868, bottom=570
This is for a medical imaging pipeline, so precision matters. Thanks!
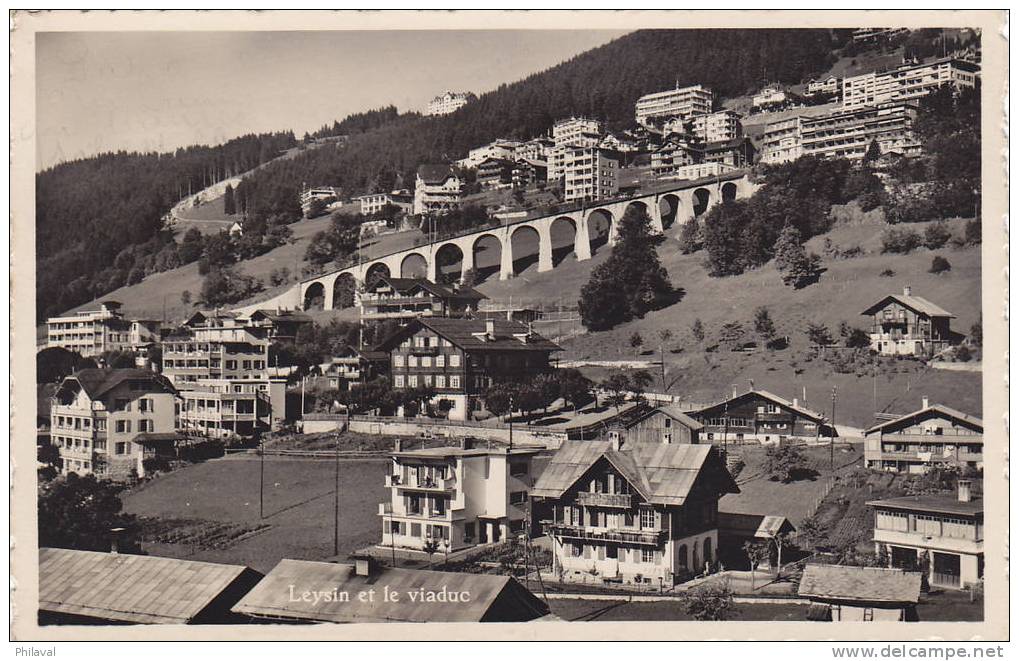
left=34, top=27, right=985, bottom=626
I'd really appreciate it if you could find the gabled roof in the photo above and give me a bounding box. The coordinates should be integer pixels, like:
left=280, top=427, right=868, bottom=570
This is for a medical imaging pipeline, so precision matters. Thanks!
left=798, top=565, right=921, bottom=604
left=625, top=404, right=705, bottom=432
left=531, top=441, right=739, bottom=506
left=860, top=293, right=955, bottom=318
left=56, top=368, right=177, bottom=401
left=231, top=559, right=548, bottom=623
left=375, top=317, right=560, bottom=354
left=417, top=164, right=458, bottom=185
left=247, top=309, right=313, bottom=324
left=38, top=548, right=260, bottom=624
left=691, top=389, right=830, bottom=427
left=718, top=512, right=796, bottom=538
left=865, top=403, right=982, bottom=435
left=367, top=275, right=486, bottom=302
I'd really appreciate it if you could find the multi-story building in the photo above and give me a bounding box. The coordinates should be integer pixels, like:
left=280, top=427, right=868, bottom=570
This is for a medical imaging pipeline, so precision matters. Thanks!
left=752, top=86, right=788, bottom=110
left=352, top=190, right=413, bottom=216
left=359, top=276, right=487, bottom=321
left=49, top=368, right=178, bottom=479
left=299, top=187, right=341, bottom=215
left=514, top=137, right=554, bottom=162
left=842, top=58, right=980, bottom=111
left=532, top=440, right=739, bottom=586
left=426, top=90, right=477, bottom=116
left=801, top=103, right=920, bottom=161
left=703, top=137, right=757, bottom=168
left=689, top=389, right=836, bottom=445
left=760, top=115, right=805, bottom=164
left=665, top=162, right=738, bottom=182
left=317, top=346, right=389, bottom=391
left=806, top=75, right=843, bottom=98
left=511, top=159, right=547, bottom=188
left=860, top=286, right=955, bottom=357
left=864, top=397, right=982, bottom=473
left=374, top=317, right=561, bottom=421
left=689, top=110, right=743, bottom=143
left=868, top=480, right=983, bottom=589
left=634, top=85, right=713, bottom=127
left=243, top=309, right=314, bottom=343
left=457, top=139, right=521, bottom=169
left=161, top=313, right=272, bottom=388
left=552, top=117, right=604, bottom=147
left=476, top=157, right=515, bottom=190
left=651, top=139, right=705, bottom=178
left=561, top=147, right=620, bottom=203
left=45, top=301, right=158, bottom=358
left=413, top=165, right=463, bottom=216
left=176, top=377, right=286, bottom=439
left=379, top=438, right=540, bottom=551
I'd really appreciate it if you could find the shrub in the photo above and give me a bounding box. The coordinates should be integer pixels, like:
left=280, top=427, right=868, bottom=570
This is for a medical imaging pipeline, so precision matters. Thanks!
left=881, top=228, right=922, bottom=254
left=954, top=344, right=973, bottom=362
left=923, top=222, right=952, bottom=249
left=880, top=268, right=895, bottom=277
left=929, top=256, right=952, bottom=274
left=964, top=218, right=981, bottom=245
left=142, top=456, right=172, bottom=475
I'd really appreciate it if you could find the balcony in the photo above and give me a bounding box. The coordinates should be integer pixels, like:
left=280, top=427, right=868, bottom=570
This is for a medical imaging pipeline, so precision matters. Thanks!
left=542, top=522, right=666, bottom=546
left=392, top=475, right=456, bottom=492
left=575, top=492, right=633, bottom=508
left=408, top=346, right=441, bottom=355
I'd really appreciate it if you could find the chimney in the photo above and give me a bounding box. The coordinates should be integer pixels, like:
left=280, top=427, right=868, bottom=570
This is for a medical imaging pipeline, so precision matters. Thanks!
left=353, top=555, right=377, bottom=577
left=793, top=397, right=799, bottom=408
left=958, top=479, right=972, bottom=503
left=922, top=396, right=930, bottom=409
left=485, top=319, right=495, bottom=338
left=394, top=439, right=403, bottom=453
left=459, top=437, right=475, bottom=450
left=609, top=432, right=622, bottom=451
left=109, top=527, right=125, bottom=555
left=731, top=384, right=738, bottom=399
left=903, top=285, right=912, bottom=296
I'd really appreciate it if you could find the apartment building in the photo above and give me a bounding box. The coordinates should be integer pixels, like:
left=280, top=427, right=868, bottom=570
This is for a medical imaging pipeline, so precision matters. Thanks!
left=703, top=137, right=756, bottom=168
left=317, top=346, right=389, bottom=391
left=379, top=438, right=540, bottom=552
left=548, top=118, right=606, bottom=182
left=689, top=389, right=836, bottom=445
left=860, top=286, right=955, bottom=357
left=842, top=58, right=980, bottom=111
left=864, top=397, right=982, bottom=473
left=806, top=75, right=843, bottom=97
left=161, top=312, right=272, bottom=388
left=299, top=187, right=341, bottom=215
left=46, top=301, right=159, bottom=359
left=634, top=84, right=713, bottom=127
left=868, top=480, right=983, bottom=589
left=457, top=139, right=521, bottom=169
left=650, top=139, right=703, bottom=178
left=413, top=165, right=463, bottom=215
left=801, top=103, right=921, bottom=161
left=665, top=161, right=738, bottom=182
left=426, top=90, right=477, bottom=116
left=176, top=377, right=286, bottom=439
left=752, top=86, right=788, bottom=110
left=561, top=146, right=620, bottom=203
left=477, top=157, right=515, bottom=190
left=49, top=368, right=178, bottom=479
left=532, top=440, right=739, bottom=586
left=688, top=110, right=743, bottom=143
left=359, top=276, right=486, bottom=321
left=514, top=137, right=554, bottom=162
left=760, top=115, right=805, bottom=164
left=511, top=159, right=548, bottom=188
left=374, top=317, right=561, bottom=421
left=352, top=190, right=413, bottom=216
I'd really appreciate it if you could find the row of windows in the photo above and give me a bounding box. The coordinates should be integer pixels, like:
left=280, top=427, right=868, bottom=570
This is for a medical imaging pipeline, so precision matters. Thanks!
left=165, top=359, right=265, bottom=371
left=394, top=353, right=460, bottom=368
left=394, top=374, right=461, bottom=389
left=384, top=520, right=449, bottom=540
left=54, top=437, right=135, bottom=455
left=568, top=543, right=660, bottom=564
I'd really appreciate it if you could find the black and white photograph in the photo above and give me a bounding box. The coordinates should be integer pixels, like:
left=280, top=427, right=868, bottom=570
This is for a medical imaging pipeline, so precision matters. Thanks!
left=9, top=9, right=1009, bottom=646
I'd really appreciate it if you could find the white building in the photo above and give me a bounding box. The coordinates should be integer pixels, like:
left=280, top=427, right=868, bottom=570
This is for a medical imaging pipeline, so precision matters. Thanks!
left=46, top=301, right=160, bottom=359
left=426, top=90, right=477, bottom=116
left=548, top=117, right=606, bottom=182
left=176, top=377, right=287, bottom=439
left=561, top=147, right=620, bottom=203
left=634, top=84, right=713, bottom=127
left=514, top=137, right=554, bottom=162
left=806, top=75, right=842, bottom=97
left=662, top=161, right=737, bottom=182
left=300, top=186, right=341, bottom=215
left=352, top=190, right=413, bottom=216
left=413, top=165, right=463, bottom=215
left=842, top=58, right=981, bottom=111
left=688, top=110, right=743, bottom=143
left=801, top=103, right=921, bottom=161
left=456, top=139, right=522, bottom=169
left=863, top=398, right=982, bottom=473
left=760, top=115, right=805, bottom=164
left=379, top=439, right=540, bottom=551
left=752, top=86, right=788, bottom=110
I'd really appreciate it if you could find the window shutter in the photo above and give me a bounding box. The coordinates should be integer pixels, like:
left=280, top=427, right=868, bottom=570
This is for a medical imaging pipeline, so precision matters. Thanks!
left=583, top=545, right=591, bottom=559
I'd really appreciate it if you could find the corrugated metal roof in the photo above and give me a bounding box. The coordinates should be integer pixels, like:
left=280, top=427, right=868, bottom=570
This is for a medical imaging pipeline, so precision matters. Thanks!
left=864, top=404, right=983, bottom=435
left=860, top=293, right=955, bottom=318
left=38, top=548, right=254, bottom=624
left=798, top=565, right=921, bottom=604
left=232, top=560, right=548, bottom=623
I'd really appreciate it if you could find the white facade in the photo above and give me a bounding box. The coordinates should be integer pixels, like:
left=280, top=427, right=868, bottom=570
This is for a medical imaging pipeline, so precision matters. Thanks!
left=552, top=117, right=604, bottom=147
left=842, top=58, right=981, bottom=111
left=413, top=172, right=463, bottom=215
left=634, top=85, right=713, bottom=127
left=514, top=137, right=554, bottom=162
left=752, top=86, right=788, bottom=109
left=561, top=147, right=619, bottom=202
left=176, top=377, right=287, bottom=438
left=688, top=110, right=743, bottom=143
left=46, top=302, right=139, bottom=358
left=760, top=115, right=805, bottom=164
left=426, top=90, right=477, bottom=116
left=801, top=103, right=920, bottom=161
left=457, top=140, right=522, bottom=169
left=661, top=161, right=737, bottom=182
left=353, top=191, right=413, bottom=216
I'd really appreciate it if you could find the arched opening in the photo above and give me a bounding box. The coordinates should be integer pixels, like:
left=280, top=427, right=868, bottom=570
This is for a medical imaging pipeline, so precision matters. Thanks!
left=400, top=252, right=428, bottom=279
left=625, top=200, right=650, bottom=223
left=693, top=188, right=711, bottom=216
left=549, top=217, right=578, bottom=266
left=471, top=234, right=503, bottom=284
left=678, top=544, right=688, bottom=571
left=303, top=282, right=325, bottom=311
left=721, top=181, right=738, bottom=203
left=434, top=243, right=465, bottom=286
left=510, top=225, right=541, bottom=276
left=658, top=194, right=680, bottom=230
left=364, top=262, right=391, bottom=288
left=692, top=544, right=700, bottom=573
left=586, top=209, right=613, bottom=255
left=703, top=538, right=713, bottom=566
left=331, top=272, right=357, bottom=310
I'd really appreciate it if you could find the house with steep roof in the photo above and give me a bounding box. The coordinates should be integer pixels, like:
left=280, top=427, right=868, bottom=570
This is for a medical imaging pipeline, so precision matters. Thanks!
left=531, top=440, right=739, bottom=586
left=359, top=275, right=486, bottom=321
left=798, top=564, right=921, bottom=622
left=864, top=396, right=982, bottom=472
left=50, top=368, right=179, bottom=479
left=861, top=286, right=956, bottom=356
left=414, top=164, right=463, bottom=215
left=38, top=548, right=262, bottom=624
left=317, top=345, right=390, bottom=391
left=232, top=556, right=548, bottom=623
left=717, top=511, right=796, bottom=569
left=606, top=403, right=704, bottom=446
left=374, top=317, right=561, bottom=421
left=688, top=389, right=837, bottom=445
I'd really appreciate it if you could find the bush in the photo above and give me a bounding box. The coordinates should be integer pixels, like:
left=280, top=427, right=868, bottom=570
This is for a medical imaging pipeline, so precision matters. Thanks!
left=929, top=255, right=951, bottom=274
left=964, top=218, right=981, bottom=245
left=954, top=344, right=973, bottom=362
left=142, top=456, right=172, bottom=475
left=923, top=222, right=952, bottom=249
left=881, top=228, right=922, bottom=254
left=880, top=268, right=895, bottom=277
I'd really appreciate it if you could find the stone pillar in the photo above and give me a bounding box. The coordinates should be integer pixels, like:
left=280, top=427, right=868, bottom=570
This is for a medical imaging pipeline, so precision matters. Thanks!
left=323, top=277, right=335, bottom=311
left=426, top=249, right=438, bottom=282
left=537, top=223, right=554, bottom=272
left=499, top=236, right=514, bottom=280
left=460, top=240, right=475, bottom=282
left=607, top=215, right=620, bottom=246
left=649, top=198, right=664, bottom=234
left=575, top=216, right=592, bottom=261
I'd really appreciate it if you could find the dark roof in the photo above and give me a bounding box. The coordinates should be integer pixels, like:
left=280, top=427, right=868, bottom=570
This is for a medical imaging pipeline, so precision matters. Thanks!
left=860, top=293, right=955, bottom=318
left=231, top=559, right=548, bottom=623
left=133, top=432, right=186, bottom=445
left=864, top=403, right=982, bottom=435
left=38, top=548, right=260, bottom=624
left=626, top=404, right=705, bottom=432
left=704, top=137, right=753, bottom=152
left=867, top=494, right=983, bottom=517
left=376, top=317, right=560, bottom=354
left=798, top=565, right=921, bottom=604
left=531, top=441, right=738, bottom=506
left=718, top=511, right=796, bottom=538
left=368, top=276, right=486, bottom=302
left=248, top=309, right=313, bottom=324
left=58, top=368, right=177, bottom=401
left=417, top=164, right=457, bottom=185
left=691, top=389, right=831, bottom=427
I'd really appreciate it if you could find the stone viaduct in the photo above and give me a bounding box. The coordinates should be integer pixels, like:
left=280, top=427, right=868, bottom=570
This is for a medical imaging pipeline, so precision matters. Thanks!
left=238, top=170, right=757, bottom=314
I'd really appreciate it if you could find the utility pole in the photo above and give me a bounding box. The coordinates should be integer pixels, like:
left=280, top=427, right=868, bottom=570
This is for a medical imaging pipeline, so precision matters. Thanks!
left=333, top=431, right=340, bottom=557
left=830, top=385, right=837, bottom=471
left=722, top=401, right=729, bottom=453
left=259, top=433, right=265, bottom=519
left=508, top=396, right=514, bottom=450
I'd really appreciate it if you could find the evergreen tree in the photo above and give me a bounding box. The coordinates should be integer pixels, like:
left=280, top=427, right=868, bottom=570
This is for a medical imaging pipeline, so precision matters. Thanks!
left=223, top=183, right=236, bottom=215
left=863, top=138, right=882, bottom=164
left=753, top=307, right=777, bottom=347
left=774, top=224, right=821, bottom=288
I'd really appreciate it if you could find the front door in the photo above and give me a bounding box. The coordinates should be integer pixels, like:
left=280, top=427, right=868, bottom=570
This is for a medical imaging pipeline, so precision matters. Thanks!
left=932, top=552, right=961, bottom=588
left=478, top=520, right=488, bottom=544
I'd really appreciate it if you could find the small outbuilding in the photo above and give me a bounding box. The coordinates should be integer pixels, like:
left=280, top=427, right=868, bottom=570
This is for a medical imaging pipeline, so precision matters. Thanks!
left=798, top=564, right=922, bottom=622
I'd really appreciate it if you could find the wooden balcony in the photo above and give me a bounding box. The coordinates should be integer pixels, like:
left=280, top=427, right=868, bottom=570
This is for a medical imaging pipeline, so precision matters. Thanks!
left=575, top=492, right=633, bottom=508
left=542, top=522, right=666, bottom=547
